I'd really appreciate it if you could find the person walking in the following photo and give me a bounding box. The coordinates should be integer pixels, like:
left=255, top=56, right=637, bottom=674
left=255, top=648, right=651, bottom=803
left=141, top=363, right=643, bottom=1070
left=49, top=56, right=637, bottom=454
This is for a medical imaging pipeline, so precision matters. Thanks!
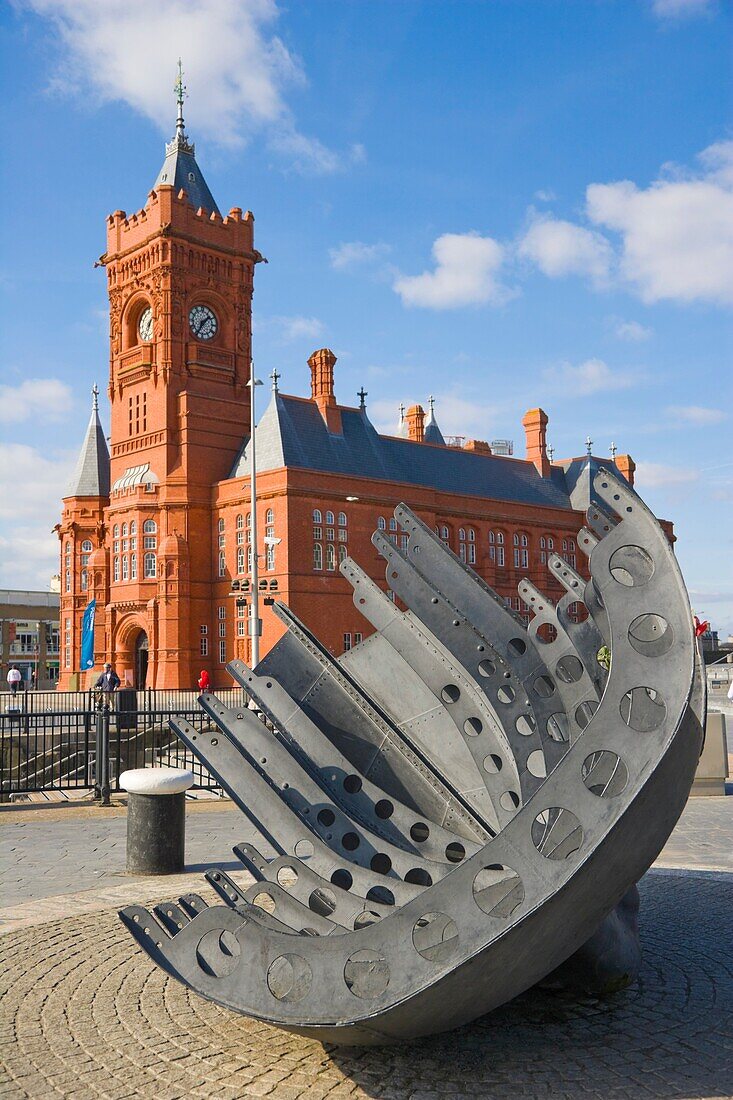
left=6, top=665, right=22, bottom=697
left=94, top=662, right=120, bottom=708
left=197, top=669, right=211, bottom=693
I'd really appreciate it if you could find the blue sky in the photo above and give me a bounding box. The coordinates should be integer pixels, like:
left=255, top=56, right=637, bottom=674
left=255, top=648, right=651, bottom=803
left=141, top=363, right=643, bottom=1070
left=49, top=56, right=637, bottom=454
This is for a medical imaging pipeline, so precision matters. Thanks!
left=1, top=0, right=731, bottom=634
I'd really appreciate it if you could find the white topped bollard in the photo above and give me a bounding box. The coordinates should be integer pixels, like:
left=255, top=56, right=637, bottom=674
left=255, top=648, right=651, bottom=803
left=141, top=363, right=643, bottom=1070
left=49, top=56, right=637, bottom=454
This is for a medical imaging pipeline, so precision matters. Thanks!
left=119, top=768, right=194, bottom=875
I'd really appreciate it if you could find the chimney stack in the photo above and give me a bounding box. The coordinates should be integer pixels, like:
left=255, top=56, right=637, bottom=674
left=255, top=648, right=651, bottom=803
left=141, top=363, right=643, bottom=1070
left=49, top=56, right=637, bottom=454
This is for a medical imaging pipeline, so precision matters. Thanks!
left=521, top=407, right=550, bottom=478
left=406, top=404, right=425, bottom=443
left=308, top=348, right=342, bottom=434
left=614, top=453, right=636, bottom=487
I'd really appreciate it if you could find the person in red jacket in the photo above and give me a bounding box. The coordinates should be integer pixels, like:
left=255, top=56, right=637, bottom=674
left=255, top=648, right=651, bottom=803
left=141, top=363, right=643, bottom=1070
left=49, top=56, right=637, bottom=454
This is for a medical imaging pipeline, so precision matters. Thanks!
left=197, top=669, right=211, bottom=693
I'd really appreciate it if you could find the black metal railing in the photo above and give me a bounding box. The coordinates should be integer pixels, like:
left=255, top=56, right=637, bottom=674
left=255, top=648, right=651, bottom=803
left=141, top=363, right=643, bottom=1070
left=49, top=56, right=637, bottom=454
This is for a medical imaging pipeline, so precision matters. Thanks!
left=0, top=687, right=245, bottom=797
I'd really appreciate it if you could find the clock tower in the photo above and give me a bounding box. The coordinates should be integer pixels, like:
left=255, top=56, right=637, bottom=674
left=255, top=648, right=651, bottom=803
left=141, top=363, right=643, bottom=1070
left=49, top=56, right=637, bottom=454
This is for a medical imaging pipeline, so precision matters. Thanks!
left=95, top=64, right=262, bottom=688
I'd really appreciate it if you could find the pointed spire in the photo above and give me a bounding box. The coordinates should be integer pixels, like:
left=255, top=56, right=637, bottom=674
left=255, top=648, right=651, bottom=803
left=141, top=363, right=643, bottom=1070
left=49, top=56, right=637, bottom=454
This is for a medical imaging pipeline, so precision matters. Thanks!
left=66, top=384, right=110, bottom=499
left=152, top=60, right=221, bottom=216
left=424, top=394, right=446, bottom=445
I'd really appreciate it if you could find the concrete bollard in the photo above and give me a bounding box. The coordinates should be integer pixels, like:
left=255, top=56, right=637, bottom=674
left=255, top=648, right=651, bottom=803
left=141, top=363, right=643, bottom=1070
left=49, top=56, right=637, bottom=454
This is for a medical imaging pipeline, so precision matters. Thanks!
left=119, top=768, right=194, bottom=874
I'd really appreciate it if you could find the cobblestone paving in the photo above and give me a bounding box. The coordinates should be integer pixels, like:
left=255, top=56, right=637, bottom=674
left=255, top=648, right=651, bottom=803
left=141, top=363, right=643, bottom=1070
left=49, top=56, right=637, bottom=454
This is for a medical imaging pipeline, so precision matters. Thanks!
left=1, top=871, right=732, bottom=1099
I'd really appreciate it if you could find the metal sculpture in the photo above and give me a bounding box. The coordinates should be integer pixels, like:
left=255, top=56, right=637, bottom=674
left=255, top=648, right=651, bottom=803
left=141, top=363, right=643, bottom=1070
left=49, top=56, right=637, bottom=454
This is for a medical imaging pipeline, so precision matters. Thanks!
left=120, top=470, right=705, bottom=1045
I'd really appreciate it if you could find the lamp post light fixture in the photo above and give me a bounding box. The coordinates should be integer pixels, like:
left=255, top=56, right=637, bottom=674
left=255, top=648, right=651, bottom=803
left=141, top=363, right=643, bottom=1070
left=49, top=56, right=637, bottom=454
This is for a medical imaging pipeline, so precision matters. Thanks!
left=248, top=370, right=264, bottom=667
left=345, top=496, right=359, bottom=502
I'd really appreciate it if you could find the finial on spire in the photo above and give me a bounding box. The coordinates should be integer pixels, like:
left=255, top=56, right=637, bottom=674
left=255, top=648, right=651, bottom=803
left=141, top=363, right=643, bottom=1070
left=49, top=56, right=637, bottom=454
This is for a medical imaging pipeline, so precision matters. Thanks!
left=91, top=383, right=99, bottom=413
left=585, top=435, right=593, bottom=456
left=174, top=58, right=187, bottom=138
left=399, top=403, right=405, bottom=418
left=358, top=386, right=368, bottom=409
left=609, top=441, right=617, bottom=459
left=547, top=443, right=554, bottom=461
left=428, top=394, right=435, bottom=414
left=271, top=369, right=280, bottom=393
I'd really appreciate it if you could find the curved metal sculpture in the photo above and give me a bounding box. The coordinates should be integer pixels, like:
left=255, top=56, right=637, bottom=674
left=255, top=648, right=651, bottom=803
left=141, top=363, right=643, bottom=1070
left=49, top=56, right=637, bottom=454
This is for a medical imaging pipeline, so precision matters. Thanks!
left=120, top=469, right=705, bottom=1045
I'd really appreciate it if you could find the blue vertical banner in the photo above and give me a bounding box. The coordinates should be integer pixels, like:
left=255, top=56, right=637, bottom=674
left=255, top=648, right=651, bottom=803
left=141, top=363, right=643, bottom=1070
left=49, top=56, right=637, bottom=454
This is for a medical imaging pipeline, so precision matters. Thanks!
left=80, top=599, right=96, bottom=671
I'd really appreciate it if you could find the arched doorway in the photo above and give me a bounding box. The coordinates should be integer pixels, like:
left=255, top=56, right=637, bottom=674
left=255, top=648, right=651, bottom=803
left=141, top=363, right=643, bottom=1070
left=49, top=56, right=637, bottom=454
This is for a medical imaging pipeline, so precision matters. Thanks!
left=135, top=632, right=149, bottom=690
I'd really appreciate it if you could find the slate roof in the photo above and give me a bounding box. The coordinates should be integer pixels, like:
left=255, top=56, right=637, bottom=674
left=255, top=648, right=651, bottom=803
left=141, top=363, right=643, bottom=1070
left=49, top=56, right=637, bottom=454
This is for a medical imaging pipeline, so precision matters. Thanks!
left=66, top=401, right=110, bottom=499
left=230, top=392, right=592, bottom=511
left=153, top=137, right=220, bottom=216
left=424, top=403, right=446, bottom=446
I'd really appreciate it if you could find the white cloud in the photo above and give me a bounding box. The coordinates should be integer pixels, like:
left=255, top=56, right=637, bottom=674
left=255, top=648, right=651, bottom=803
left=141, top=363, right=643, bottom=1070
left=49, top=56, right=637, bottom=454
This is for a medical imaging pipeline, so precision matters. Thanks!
left=0, top=443, right=76, bottom=588
left=0, top=378, right=74, bottom=424
left=614, top=320, right=652, bottom=342
left=544, top=357, right=638, bottom=396
left=518, top=214, right=612, bottom=283
left=634, top=461, right=699, bottom=488
left=665, top=405, right=727, bottom=426
left=20, top=0, right=351, bottom=174
left=259, top=314, right=325, bottom=343
left=394, top=233, right=507, bottom=309
left=329, top=241, right=391, bottom=271
left=586, top=141, right=733, bottom=305
left=651, top=0, right=714, bottom=19
left=534, top=189, right=556, bottom=203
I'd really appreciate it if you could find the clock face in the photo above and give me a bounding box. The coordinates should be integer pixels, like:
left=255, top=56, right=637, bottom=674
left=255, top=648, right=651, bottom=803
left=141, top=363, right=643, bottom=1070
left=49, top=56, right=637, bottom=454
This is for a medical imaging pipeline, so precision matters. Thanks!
left=138, top=306, right=153, bottom=342
left=189, top=304, right=218, bottom=341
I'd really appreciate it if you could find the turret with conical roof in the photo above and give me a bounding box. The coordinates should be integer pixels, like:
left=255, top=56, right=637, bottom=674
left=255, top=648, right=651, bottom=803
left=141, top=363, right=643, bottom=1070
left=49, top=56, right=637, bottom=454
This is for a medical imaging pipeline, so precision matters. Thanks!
left=152, top=59, right=221, bottom=215
left=66, top=385, right=110, bottom=498
left=424, top=395, right=446, bottom=446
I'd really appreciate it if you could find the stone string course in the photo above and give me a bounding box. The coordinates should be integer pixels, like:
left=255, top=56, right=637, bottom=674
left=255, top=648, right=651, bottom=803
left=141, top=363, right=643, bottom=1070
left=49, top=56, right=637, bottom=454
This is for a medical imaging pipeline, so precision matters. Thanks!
left=1, top=871, right=732, bottom=1099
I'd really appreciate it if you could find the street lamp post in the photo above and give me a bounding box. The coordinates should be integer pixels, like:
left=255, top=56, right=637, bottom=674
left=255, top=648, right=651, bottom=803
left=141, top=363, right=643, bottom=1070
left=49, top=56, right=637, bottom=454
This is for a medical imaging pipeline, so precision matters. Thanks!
left=248, top=370, right=264, bottom=667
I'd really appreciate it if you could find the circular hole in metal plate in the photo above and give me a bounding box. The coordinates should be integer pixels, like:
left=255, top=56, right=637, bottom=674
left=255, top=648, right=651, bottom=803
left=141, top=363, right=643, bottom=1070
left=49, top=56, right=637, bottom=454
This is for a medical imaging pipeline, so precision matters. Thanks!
left=308, top=887, right=337, bottom=916
left=478, top=659, right=496, bottom=677
left=267, top=954, right=312, bottom=1002
left=342, top=832, right=360, bottom=851
left=619, top=686, right=666, bottom=732
left=445, top=842, right=465, bottom=864
left=276, top=865, right=298, bottom=889
left=500, top=790, right=520, bottom=811
left=405, top=867, right=433, bottom=886
left=628, top=613, right=674, bottom=657
left=317, top=808, right=336, bottom=827
left=508, top=637, right=527, bottom=657
left=609, top=545, right=655, bottom=587
left=526, top=749, right=547, bottom=778
left=370, top=853, right=392, bottom=875
left=375, top=799, right=394, bottom=819
left=546, top=712, right=570, bottom=741
left=497, top=685, right=515, bottom=704
left=582, top=750, right=629, bottom=797
left=343, top=774, right=362, bottom=794
left=331, top=868, right=353, bottom=891
left=353, top=910, right=381, bottom=930
left=515, top=714, right=536, bottom=737
left=483, top=753, right=503, bottom=774
left=196, top=928, right=241, bottom=977
left=252, top=891, right=276, bottom=914
left=534, top=674, right=555, bottom=698
left=293, top=839, right=314, bottom=860
left=366, top=884, right=395, bottom=906
left=575, top=700, right=599, bottom=729
left=344, top=950, right=389, bottom=999
left=410, top=822, right=430, bottom=843
left=412, top=912, right=459, bottom=963
left=536, top=622, right=557, bottom=644
left=556, top=655, right=584, bottom=683
left=531, top=808, right=583, bottom=860
left=441, top=684, right=460, bottom=704
left=472, top=864, right=524, bottom=918
left=463, top=716, right=483, bottom=736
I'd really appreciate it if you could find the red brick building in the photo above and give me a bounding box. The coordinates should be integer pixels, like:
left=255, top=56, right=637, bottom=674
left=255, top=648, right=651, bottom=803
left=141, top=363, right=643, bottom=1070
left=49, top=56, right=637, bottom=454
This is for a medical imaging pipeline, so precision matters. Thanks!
left=57, top=101, right=643, bottom=691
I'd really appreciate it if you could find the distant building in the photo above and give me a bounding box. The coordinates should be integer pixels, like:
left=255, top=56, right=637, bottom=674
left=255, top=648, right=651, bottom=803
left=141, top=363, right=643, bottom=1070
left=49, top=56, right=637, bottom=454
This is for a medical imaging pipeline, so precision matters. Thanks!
left=0, top=591, right=60, bottom=688
left=57, top=82, right=655, bottom=690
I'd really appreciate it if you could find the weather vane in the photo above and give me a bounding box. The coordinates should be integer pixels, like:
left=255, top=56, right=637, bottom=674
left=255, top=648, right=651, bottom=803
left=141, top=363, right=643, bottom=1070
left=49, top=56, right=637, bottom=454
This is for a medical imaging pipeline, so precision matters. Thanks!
left=174, top=58, right=187, bottom=135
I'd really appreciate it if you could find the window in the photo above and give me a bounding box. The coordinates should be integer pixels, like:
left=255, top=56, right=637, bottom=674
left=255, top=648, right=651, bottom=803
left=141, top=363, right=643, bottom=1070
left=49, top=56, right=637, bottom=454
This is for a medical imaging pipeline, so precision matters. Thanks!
left=400, top=534, right=409, bottom=551
left=266, top=522, right=275, bottom=570
left=468, top=542, right=476, bottom=565
left=113, top=525, right=119, bottom=538
left=143, top=519, right=156, bottom=534
left=200, top=625, right=208, bottom=635
left=218, top=606, right=226, bottom=620
left=338, top=527, right=347, bottom=542
left=200, top=636, right=208, bottom=656
left=312, top=509, right=322, bottom=524
left=338, top=512, right=347, bottom=527
left=343, top=633, right=352, bottom=652
left=568, top=538, right=575, bottom=552
left=313, top=543, right=322, bottom=570
left=131, top=553, right=137, bottom=579
left=377, top=516, right=386, bottom=530
left=547, top=537, right=554, bottom=550
left=325, top=510, right=335, bottom=526
left=237, top=619, right=245, bottom=637
left=562, top=539, right=568, bottom=552
left=389, top=517, right=398, bottom=532
left=354, top=632, right=363, bottom=645
left=496, top=545, right=505, bottom=568
left=130, top=521, right=136, bottom=535
left=219, top=640, right=227, bottom=664
left=326, top=544, right=336, bottom=571
left=122, top=523, right=128, bottom=537
left=65, top=569, right=71, bottom=592
left=459, top=528, right=466, bottom=542
left=313, top=526, right=322, bottom=540
left=122, top=556, right=129, bottom=581
left=64, top=618, right=71, bottom=670
left=338, top=544, right=348, bottom=564
left=440, top=525, right=449, bottom=543
left=246, top=512, right=251, bottom=535
left=218, top=532, right=225, bottom=550
left=540, top=536, right=546, bottom=550
left=113, top=557, right=120, bottom=582
left=459, top=528, right=466, bottom=562
left=122, top=539, right=128, bottom=552
left=218, top=518, right=225, bottom=534
left=143, top=536, right=156, bottom=549
left=514, top=547, right=528, bottom=569
left=266, top=508, right=274, bottom=525
left=80, top=570, right=88, bottom=591
left=144, top=552, right=156, bottom=578
left=218, top=551, right=226, bottom=577
left=326, top=527, right=335, bottom=541
left=130, top=537, right=136, bottom=550
left=237, top=546, right=245, bottom=574
left=236, top=514, right=244, bottom=544
left=247, top=545, right=253, bottom=573
left=497, top=532, right=504, bottom=545
left=81, top=539, right=92, bottom=554
left=540, top=551, right=547, bottom=565
left=219, top=622, right=226, bottom=638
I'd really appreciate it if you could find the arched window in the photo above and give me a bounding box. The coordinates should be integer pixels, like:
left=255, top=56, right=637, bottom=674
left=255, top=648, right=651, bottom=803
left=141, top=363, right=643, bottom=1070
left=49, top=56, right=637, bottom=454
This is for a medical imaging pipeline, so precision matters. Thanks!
left=313, top=509, right=322, bottom=524
left=489, top=531, right=505, bottom=568
left=377, top=516, right=386, bottom=530
left=218, top=518, right=225, bottom=533
left=458, top=528, right=467, bottom=562
left=236, top=515, right=244, bottom=546
left=440, top=525, right=449, bottom=543
left=514, top=532, right=529, bottom=570
left=568, top=538, right=575, bottom=551
left=521, top=533, right=528, bottom=548
left=496, top=531, right=505, bottom=545
left=337, top=512, right=347, bottom=527
left=389, top=517, right=398, bottom=532
left=266, top=508, right=274, bottom=525
left=338, top=544, right=348, bottom=564
left=540, top=536, right=546, bottom=549
left=113, top=525, right=119, bottom=538
left=326, top=543, right=336, bottom=571
left=237, top=546, right=245, bottom=574
left=122, top=523, right=128, bottom=537
left=468, top=528, right=475, bottom=541
left=467, top=528, right=476, bottom=564
left=266, top=521, right=275, bottom=571
left=313, top=543, right=322, bottom=570
left=459, top=528, right=466, bottom=541
left=562, top=538, right=568, bottom=552
left=513, top=533, right=519, bottom=547
left=236, top=513, right=243, bottom=530
left=143, top=519, right=156, bottom=534
left=489, top=530, right=495, bottom=544
left=218, top=550, right=226, bottom=577
left=325, top=510, right=335, bottom=526
left=143, top=552, right=156, bottom=578
left=81, top=539, right=92, bottom=553
left=130, top=521, right=136, bottom=535
left=547, top=536, right=554, bottom=550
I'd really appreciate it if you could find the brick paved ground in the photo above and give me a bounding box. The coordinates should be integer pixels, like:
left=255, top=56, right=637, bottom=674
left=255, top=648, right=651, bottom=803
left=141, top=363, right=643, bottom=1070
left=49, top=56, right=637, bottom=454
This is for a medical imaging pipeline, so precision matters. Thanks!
left=1, top=796, right=732, bottom=1098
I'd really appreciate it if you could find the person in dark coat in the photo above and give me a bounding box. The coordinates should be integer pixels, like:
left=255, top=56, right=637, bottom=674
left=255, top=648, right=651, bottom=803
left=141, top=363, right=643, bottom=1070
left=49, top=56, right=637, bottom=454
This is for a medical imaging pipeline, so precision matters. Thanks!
left=95, top=663, right=121, bottom=692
